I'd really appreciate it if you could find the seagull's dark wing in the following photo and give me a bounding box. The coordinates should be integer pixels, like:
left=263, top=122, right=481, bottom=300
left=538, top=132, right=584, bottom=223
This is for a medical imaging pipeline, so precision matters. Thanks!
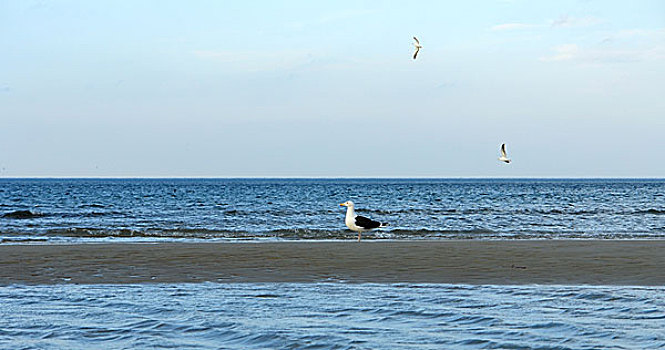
left=413, top=48, right=419, bottom=59
left=355, top=215, right=381, bottom=230
left=413, top=36, right=420, bottom=44
left=501, top=143, right=507, bottom=157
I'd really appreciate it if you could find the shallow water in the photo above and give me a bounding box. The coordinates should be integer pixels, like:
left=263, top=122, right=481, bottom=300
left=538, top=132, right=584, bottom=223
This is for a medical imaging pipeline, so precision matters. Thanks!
left=1, top=178, right=665, bottom=242
left=1, top=283, right=663, bottom=349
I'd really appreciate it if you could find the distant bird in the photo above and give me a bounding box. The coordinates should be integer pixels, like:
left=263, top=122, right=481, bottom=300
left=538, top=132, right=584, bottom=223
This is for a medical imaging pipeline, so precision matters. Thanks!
left=412, top=36, right=422, bottom=59
left=340, top=201, right=389, bottom=241
left=498, top=143, right=511, bottom=163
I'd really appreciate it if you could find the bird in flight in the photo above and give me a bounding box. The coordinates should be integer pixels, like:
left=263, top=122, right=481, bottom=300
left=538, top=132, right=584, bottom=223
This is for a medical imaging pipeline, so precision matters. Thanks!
left=340, top=201, right=389, bottom=241
left=412, top=36, right=422, bottom=59
left=498, top=143, right=511, bottom=163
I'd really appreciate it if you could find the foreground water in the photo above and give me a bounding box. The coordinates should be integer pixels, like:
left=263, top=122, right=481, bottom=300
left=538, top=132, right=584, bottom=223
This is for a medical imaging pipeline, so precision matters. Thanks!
left=1, top=283, right=663, bottom=349
left=1, top=178, right=664, bottom=242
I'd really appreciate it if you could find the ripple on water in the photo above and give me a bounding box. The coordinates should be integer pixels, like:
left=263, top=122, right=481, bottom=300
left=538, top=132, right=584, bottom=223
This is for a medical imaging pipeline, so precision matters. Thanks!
left=1, top=283, right=664, bottom=349
left=2, top=179, right=665, bottom=243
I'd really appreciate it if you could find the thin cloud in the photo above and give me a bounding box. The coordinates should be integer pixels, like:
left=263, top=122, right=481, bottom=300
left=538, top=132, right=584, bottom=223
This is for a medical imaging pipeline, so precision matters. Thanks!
left=601, top=28, right=665, bottom=47
left=613, top=28, right=665, bottom=40
left=541, top=28, right=665, bottom=64
left=540, top=44, right=579, bottom=62
left=551, top=15, right=603, bottom=28
left=493, top=15, right=603, bottom=32
left=540, top=43, right=665, bottom=64
left=491, top=23, right=537, bottom=31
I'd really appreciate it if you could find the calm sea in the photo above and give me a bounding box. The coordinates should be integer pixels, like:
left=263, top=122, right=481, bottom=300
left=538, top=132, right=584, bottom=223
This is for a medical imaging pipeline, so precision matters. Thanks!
left=1, top=178, right=664, bottom=243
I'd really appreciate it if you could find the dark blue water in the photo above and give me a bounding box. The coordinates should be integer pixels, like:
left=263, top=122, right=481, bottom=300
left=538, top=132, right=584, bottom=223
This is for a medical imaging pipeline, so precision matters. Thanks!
left=1, top=178, right=665, bottom=243
left=1, top=283, right=663, bottom=349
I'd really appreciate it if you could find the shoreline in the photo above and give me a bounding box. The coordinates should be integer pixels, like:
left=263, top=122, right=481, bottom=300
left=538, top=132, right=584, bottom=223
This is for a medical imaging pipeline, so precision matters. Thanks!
left=2, top=240, right=664, bottom=286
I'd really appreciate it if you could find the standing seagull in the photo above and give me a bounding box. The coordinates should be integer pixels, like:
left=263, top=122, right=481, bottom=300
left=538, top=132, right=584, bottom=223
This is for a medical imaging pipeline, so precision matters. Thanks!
left=498, top=143, right=511, bottom=163
left=412, top=36, right=422, bottom=59
left=340, top=201, right=389, bottom=241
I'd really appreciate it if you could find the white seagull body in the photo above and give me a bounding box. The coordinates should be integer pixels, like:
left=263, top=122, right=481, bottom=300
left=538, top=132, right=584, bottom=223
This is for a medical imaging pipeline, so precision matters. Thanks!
left=498, top=143, right=511, bottom=163
left=340, top=201, right=389, bottom=241
left=412, top=36, right=422, bottom=59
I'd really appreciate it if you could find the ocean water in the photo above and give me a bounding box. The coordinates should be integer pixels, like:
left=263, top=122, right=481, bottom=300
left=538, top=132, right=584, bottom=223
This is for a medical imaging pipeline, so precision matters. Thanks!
left=3, top=179, right=664, bottom=349
left=1, top=283, right=663, bottom=349
left=1, top=178, right=665, bottom=243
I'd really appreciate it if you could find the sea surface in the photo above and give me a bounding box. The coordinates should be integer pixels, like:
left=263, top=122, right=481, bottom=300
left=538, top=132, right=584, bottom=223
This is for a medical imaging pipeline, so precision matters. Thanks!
left=1, top=178, right=664, bottom=243
left=3, top=179, right=665, bottom=349
left=1, top=283, right=664, bottom=349
left=0, top=179, right=665, bottom=243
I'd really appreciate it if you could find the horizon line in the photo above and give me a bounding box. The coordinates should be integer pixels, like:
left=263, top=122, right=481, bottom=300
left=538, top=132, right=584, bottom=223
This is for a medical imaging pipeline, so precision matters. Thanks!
left=1, top=176, right=664, bottom=180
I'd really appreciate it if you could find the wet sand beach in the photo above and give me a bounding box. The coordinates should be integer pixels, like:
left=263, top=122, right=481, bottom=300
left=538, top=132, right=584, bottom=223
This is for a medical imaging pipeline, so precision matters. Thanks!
left=1, top=240, right=664, bottom=285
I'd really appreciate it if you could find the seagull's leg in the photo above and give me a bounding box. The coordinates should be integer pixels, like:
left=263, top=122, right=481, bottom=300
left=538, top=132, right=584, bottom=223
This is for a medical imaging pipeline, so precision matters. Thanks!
left=357, top=231, right=361, bottom=242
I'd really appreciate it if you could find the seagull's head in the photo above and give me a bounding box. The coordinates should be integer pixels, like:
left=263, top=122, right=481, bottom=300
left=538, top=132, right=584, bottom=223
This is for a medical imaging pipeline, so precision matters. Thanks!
left=339, top=200, right=354, bottom=208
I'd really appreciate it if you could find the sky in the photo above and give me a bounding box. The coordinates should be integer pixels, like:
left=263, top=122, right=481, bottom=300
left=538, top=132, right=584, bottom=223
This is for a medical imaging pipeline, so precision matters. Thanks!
left=1, top=0, right=664, bottom=178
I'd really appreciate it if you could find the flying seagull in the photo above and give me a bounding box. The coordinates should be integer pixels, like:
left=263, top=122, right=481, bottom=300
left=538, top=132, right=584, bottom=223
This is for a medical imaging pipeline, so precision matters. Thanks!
left=412, top=36, right=422, bottom=59
left=340, top=201, right=389, bottom=241
left=498, top=143, right=511, bottom=163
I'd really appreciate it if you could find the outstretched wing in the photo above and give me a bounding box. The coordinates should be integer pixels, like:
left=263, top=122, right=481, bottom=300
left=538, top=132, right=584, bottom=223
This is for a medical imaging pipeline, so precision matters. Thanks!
left=413, top=36, right=420, bottom=44
left=355, top=215, right=382, bottom=230
left=413, top=47, right=420, bottom=59
left=501, top=143, right=507, bottom=158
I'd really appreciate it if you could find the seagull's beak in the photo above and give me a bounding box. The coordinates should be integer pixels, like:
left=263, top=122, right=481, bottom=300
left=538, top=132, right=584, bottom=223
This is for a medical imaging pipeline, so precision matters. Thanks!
left=340, top=203, right=347, bottom=207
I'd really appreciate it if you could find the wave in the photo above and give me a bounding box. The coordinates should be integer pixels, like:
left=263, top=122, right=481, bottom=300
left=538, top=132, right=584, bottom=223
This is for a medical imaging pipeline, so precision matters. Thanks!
left=77, top=204, right=109, bottom=209
left=0, top=227, right=441, bottom=239
left=2, top=210, right=127, bottom=219
left=640, top=209, right=665, bottom=215
left=1, top=210, right=45, bottom=219
left=3, top=227, right=663, bottom=241
left=363, top=207, right=665, bottom=216
left=24, top=228, right=353, bottom=240
left=364, top=208, right=460, bottom=215
left=56, top=211, right=126, bottom=218
left=5, top=207, right=663, bottom=221
left=517, top=208, right=665, bottom=216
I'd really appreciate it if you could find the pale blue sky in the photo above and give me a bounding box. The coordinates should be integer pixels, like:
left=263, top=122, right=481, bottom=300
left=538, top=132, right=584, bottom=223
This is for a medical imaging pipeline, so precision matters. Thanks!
left=1, top=0, right=664, bottom=177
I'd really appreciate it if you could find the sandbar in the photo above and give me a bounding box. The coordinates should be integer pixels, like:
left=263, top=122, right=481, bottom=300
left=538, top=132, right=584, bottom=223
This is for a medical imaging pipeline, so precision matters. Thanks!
left=1, top=240, right=663, bottom=285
